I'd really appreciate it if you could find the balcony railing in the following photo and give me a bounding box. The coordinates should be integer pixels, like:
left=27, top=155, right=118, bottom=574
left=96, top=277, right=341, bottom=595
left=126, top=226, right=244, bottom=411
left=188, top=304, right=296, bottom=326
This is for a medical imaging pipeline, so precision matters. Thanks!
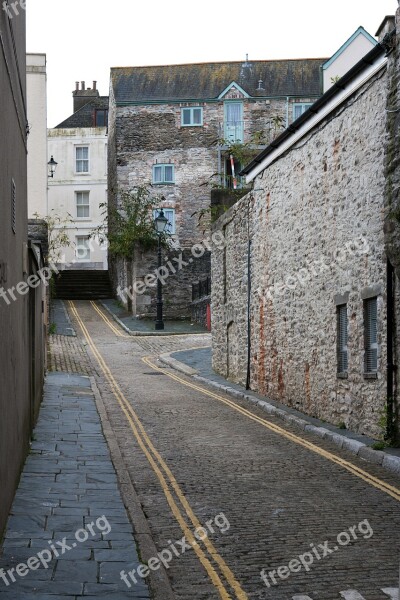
left=218, top=174, right=248, bottom=190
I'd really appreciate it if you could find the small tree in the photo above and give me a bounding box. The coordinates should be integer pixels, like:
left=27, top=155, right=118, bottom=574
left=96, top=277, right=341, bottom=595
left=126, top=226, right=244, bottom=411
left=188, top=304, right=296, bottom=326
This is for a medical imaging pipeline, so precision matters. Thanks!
left=32, top=210, right=75, bottom=299
left=33, top=209, right=75, bottom=263
left=93, top=186, right=164, bottom=311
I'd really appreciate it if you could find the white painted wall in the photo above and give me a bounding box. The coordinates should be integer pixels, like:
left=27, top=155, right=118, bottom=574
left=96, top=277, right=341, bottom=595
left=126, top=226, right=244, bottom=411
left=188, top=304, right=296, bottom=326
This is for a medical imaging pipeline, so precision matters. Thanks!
left=47, top=127, right=108, bottom=269
left=27, top=53, right=48, bottom=217
left=323, top=32, right=376, bottom=92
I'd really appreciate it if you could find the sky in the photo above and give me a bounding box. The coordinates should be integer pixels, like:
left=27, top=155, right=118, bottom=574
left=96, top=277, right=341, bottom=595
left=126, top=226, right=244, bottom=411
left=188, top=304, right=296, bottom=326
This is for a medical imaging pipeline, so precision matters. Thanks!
left=26, top=0, right=397, bottom=128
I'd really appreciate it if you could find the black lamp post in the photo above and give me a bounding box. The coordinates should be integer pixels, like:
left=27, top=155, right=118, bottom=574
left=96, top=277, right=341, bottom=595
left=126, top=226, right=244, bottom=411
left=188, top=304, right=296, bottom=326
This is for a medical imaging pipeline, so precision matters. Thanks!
left=48, top=156, right=58, bottom=178
left=154, top=209, right=168, bottom=330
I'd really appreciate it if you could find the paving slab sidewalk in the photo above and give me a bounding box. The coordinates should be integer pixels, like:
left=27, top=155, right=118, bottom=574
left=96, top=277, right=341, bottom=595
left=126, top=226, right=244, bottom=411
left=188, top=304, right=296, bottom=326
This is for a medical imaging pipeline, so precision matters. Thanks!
left=160, top=347, right=400, bottom=478
left=101, top=299, right=208, bottom=336
left=0, top=373, right=150, bottom=599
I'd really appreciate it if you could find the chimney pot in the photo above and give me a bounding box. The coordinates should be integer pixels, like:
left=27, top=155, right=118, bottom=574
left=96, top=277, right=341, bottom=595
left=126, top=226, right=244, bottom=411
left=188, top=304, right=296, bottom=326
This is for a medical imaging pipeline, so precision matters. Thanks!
left=81, top=81, right=85, bottom=90
left=75, top=81, right=79, bottom=91
left=93, top=80, right=97, bottom=91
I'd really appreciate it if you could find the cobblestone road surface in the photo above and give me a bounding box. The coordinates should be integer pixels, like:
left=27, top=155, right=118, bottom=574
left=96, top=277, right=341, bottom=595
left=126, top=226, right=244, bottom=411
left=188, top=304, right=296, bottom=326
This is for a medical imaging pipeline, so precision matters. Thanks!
left=66, top=300, right=400, bottom=600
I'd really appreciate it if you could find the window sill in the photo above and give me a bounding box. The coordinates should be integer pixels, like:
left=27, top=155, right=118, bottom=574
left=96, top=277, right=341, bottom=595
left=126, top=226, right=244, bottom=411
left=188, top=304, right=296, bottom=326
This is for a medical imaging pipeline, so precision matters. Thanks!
left=74, top=172, right=91, bottom=176
left=181, top=124, right=203, bottom=128
left=75, top=218, right=91, bottom=221
left=364, top=372, right=378, bottom=380
left=152, top=182, right=175, bottom=186
left=337, top=372, right=348, bottom=379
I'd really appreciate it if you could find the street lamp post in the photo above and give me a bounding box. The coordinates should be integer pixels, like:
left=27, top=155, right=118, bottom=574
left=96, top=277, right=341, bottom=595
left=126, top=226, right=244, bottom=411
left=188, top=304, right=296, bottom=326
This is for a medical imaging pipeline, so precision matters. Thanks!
left=154, top=209, right=168, bottom=331
left=47, top=156, right=58, bottom=178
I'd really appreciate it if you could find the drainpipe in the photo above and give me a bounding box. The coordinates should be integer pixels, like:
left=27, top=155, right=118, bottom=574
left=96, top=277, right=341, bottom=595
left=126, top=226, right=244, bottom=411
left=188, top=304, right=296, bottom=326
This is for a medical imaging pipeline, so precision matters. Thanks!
left=386, top=258, right=395, bottom=441
left=246, top=197, right=252, bottom=390
left=286, top=96, right=290, bottom=128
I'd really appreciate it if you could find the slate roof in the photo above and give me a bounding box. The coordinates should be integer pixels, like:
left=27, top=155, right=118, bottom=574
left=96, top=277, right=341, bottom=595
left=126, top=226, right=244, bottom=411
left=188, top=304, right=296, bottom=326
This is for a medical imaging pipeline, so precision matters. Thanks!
left=241, top=41, right=386, bottom=176
left=111, top=59, right=327, bottom=103
left=55, top=97, right=109, bottom=129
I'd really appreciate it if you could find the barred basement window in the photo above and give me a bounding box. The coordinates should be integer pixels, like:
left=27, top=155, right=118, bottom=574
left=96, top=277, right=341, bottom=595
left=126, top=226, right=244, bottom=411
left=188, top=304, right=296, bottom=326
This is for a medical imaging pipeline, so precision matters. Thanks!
left=364, top=297, right=378, bottom=375
left=337, top=304, right=348, bottom=375
left=11, top=178, right=16, bottom=234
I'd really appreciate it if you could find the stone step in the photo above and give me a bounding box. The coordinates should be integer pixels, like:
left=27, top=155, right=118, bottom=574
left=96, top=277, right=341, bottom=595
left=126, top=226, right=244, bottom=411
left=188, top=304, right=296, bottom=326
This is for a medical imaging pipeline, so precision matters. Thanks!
left=54, top=270, right=113, bottom=300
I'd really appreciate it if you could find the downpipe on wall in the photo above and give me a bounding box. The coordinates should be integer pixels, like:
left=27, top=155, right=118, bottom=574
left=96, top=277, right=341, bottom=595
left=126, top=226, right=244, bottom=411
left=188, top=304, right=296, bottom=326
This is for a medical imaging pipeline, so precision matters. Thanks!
left=246, top=196, right=252, bottom=390
left=386, top=258, right=397, bottom=442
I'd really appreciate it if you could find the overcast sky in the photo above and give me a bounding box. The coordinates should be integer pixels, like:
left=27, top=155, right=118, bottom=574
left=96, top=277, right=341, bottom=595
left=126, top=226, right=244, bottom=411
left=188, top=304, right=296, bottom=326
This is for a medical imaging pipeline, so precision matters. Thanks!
left=26, top=0, right=396, bottom=127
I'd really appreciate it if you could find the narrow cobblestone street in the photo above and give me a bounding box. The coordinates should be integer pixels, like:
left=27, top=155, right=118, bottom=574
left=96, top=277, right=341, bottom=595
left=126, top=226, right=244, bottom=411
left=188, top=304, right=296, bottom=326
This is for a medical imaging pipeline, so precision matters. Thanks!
left=54, top=300, right=400, bottom=600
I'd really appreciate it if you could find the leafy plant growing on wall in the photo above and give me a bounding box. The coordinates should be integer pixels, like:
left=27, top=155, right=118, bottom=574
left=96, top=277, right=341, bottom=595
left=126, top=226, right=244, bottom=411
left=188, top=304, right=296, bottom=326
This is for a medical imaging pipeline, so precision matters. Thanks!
left=33, top=210, right=74, bottom=266
left=93, top=186, right=166, bottom=312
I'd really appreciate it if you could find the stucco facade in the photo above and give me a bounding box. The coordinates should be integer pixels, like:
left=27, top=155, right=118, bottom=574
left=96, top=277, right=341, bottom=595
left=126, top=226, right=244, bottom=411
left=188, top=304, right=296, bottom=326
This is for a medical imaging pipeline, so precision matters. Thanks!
left=0, top=6, right=46, bottom=537
left=212, top=34, right=399, bottom=439
left=26, top=53, right=48, bottom=217
left=322, top=27, right=377, bottom=92
left=47, top=126, right=108, bottom=269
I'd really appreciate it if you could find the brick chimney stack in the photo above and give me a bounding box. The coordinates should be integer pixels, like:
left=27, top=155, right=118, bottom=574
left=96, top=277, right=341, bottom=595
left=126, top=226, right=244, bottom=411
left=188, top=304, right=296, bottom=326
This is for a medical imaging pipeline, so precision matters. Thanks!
left=72, top=80, right=100, bottom=113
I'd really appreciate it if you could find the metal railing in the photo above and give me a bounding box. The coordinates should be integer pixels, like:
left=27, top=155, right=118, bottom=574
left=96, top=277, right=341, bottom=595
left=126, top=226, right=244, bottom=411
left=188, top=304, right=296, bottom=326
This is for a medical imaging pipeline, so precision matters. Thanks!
left=192, top=277, right=211, bottom=301
left=218, top=174, right=248, bottom=190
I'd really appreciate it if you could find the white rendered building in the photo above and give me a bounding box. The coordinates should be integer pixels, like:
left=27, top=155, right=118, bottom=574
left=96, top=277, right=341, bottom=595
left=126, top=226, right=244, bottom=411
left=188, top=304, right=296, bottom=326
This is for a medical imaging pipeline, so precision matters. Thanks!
left=27, top=53, right=48, bottom=217
left=47, top=82, right=108, bottom=269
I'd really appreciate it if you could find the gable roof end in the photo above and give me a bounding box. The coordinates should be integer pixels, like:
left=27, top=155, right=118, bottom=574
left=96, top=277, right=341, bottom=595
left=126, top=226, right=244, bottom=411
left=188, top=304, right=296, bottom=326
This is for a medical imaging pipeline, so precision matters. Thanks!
left=241, top=41, right=387, bottom=181
left=322, top=26, right=377, bottom=71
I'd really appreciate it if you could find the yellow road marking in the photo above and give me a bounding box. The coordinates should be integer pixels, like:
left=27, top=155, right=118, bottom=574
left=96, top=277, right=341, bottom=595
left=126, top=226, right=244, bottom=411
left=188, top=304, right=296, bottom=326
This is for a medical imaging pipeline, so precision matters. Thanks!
left=90, top=301, right=131, bottom=337
left=142, top=356, right=400, bottom=504
left=69, top=301, right=247, bottom=600
left=90, top=300, right=211, bottom=340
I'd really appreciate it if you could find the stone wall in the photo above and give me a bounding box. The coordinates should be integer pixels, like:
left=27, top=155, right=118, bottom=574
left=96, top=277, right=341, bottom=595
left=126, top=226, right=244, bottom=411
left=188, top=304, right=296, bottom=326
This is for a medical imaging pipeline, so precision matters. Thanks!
left=109, top=93, right=316, bottom=314
left=384, top=3, right=400, bottom=442
left=212, top=66, right=391, bottom=438
left=117, top=246, right=211, bottom=319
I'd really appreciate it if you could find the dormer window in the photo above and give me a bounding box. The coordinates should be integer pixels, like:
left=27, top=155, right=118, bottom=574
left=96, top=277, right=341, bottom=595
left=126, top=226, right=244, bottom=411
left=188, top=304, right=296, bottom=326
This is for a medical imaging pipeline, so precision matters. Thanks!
left=95, top=109, right=108, bottom=127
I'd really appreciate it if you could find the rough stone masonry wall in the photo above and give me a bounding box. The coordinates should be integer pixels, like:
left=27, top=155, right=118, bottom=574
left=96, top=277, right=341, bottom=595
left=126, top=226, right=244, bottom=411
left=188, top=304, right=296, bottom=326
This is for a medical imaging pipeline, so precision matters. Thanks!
left=111, top=94, right=322, bottom=317
left=384, top=2, right=400, bottom=442
left=385, top=3, right=400, bottom=276
left=212, top=68, right=389, bottom=438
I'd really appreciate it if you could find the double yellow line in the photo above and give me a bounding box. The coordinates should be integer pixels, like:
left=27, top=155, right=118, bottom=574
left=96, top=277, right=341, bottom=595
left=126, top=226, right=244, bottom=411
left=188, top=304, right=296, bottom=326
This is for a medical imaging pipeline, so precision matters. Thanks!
left=88, top=301, right=400, bottom=505
left=90, top=301, right=131, bottom=337
left=142, top=356, right=400, bottom=503
left=69, top=301, right=248, bottom=600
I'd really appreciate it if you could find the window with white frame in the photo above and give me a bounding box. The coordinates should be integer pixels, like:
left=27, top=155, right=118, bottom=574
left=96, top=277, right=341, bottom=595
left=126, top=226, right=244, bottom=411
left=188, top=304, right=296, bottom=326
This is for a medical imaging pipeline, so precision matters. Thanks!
left=153, top=208, right=176, bottom=234
left=337, top=304, right=348, bottom=375
left=364, top=297, right=378, bottom=375
left=152, top=164, right=174, bottom=184
left=181, top=107, right=203, bottom=126
left=293, top=103, right=313, bottom=120
left=76, top=191, right=90, bottom=218
left=76, top=236, right=91, bottom=261
left=76, top=146, right=89, bottom=173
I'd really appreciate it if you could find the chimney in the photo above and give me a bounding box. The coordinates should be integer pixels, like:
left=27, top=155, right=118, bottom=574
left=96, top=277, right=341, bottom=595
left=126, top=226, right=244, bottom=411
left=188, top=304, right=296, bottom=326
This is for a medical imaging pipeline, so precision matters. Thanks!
left=375, top=15, right=395, bottom=42
left=72, top=80, right=100, bottom=113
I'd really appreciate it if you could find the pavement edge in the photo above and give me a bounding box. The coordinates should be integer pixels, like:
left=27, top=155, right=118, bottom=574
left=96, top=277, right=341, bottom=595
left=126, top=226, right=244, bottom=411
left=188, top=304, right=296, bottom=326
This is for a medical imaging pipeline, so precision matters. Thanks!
left=99, top=300, right=208, bottom=337
left=158, top=354, right=400, bottom=479
left=89, top=376, right=175, bottom=600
